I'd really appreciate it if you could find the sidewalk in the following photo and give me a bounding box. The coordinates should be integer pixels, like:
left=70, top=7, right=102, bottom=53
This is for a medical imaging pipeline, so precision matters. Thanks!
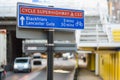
left=78, top=59, right=87, bottom=68
left=77, top=69, right=102, bottom=80
left=77, top=59, right=102, bottom=80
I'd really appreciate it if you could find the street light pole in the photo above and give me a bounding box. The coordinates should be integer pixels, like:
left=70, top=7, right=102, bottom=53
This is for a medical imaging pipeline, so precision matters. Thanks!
left=47, top=29, right=54, bottom=80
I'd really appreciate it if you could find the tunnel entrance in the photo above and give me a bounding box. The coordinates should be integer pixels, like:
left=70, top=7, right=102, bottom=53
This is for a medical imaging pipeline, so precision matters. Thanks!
left=7, top=30, right=23, bottom=70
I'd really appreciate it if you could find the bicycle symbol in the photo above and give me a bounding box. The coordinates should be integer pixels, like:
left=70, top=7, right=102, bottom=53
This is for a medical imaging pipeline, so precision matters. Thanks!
left=75, top=21, right=83, bottom=27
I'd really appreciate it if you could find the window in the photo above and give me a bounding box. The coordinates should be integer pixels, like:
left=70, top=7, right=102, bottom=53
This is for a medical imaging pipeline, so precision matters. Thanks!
left=16, top=59, right=28, bottom=63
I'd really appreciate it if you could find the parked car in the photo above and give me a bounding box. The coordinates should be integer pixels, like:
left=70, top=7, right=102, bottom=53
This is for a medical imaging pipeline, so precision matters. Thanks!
left=13, top=57, right=32, bottom=73
left=62, top=53, right=74, bottom=60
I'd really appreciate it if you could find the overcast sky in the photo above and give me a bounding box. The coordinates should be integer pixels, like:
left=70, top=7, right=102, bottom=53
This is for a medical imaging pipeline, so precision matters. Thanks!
left=0, top=0, right=107, bottom=8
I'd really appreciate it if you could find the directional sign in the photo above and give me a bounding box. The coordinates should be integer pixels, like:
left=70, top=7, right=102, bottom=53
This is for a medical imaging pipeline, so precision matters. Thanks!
left=17, top=3, right=84, bottom=29
left=20, top=16, right=25, bottom=25
left=23, top=42, right=77, bottom=53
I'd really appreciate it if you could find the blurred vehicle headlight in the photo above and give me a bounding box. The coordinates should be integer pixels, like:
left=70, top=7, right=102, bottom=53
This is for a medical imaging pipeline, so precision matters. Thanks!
left=24, top=64, right=29, bottom=68
left=14, top=64, right=18, bottom=69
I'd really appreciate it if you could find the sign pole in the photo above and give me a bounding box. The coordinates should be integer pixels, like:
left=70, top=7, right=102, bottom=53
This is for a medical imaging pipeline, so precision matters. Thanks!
left=47, top=29, right=54, bottom=80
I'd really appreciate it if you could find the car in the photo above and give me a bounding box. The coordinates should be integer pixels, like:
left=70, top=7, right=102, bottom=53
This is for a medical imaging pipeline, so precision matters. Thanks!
left=32, top=55, right=42, bottom=65
left=31, top=58, right=42, bottom=71
left=13, top=57, right=32, bottom=73
left=32, top=53, right=41, bottom=59
left=32, top=53, right=42, bottom=65
left=32, top=59, right=42, bottom=67
left=62, top=53, right=74, bottom=60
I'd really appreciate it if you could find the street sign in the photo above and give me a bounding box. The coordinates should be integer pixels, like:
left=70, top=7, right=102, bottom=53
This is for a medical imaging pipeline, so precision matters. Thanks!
left=17, top=3, right=84, bottom=29
left=23, top=43, right=47, bottom=53
left=54, top=43, right=77, bottom=53
left=23, top=43, right=77, bottom=53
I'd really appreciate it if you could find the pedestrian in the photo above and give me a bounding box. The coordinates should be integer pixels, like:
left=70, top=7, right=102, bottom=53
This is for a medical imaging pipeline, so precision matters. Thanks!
left=1, top=64, right=7, bottom=78
left=83, top=57, right=86, bottom=62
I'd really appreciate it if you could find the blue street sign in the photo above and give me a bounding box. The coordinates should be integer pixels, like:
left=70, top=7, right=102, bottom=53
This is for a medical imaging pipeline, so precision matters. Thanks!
left=32, top=0, right=39, bottom=2
left=17, top=3, right=84, bottom=29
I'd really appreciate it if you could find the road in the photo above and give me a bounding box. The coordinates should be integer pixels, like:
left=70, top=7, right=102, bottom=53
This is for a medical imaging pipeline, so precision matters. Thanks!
left=4, top=58, right=76, bottom=80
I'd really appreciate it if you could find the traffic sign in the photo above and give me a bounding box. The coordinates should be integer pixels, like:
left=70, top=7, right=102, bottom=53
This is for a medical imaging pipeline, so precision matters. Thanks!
left=17, top=3, right=84, bottom=29
left=23, top=42, right=77, bottom=53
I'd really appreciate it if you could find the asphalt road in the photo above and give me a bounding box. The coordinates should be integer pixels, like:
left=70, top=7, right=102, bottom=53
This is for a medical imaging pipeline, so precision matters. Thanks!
left=4, top=58, right=76, bottom=80
left=30, top=69, right=74, bottom=80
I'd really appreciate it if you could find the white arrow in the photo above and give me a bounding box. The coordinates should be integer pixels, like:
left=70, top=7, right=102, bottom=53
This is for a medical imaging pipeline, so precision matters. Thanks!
left=20, top=16, right=25, bottom=25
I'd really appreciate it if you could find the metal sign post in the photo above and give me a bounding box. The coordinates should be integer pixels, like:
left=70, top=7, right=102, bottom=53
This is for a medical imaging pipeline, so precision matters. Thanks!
left=46, top=29, right=54, bottom=80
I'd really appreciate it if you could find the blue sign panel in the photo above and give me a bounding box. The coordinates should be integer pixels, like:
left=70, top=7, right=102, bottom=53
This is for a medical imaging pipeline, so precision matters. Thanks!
left=17, top=3, right=84, bottom=29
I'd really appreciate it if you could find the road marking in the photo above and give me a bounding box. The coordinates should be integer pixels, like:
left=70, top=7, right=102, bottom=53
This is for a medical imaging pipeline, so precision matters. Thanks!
left=54, top=70, right=70, bottom=73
